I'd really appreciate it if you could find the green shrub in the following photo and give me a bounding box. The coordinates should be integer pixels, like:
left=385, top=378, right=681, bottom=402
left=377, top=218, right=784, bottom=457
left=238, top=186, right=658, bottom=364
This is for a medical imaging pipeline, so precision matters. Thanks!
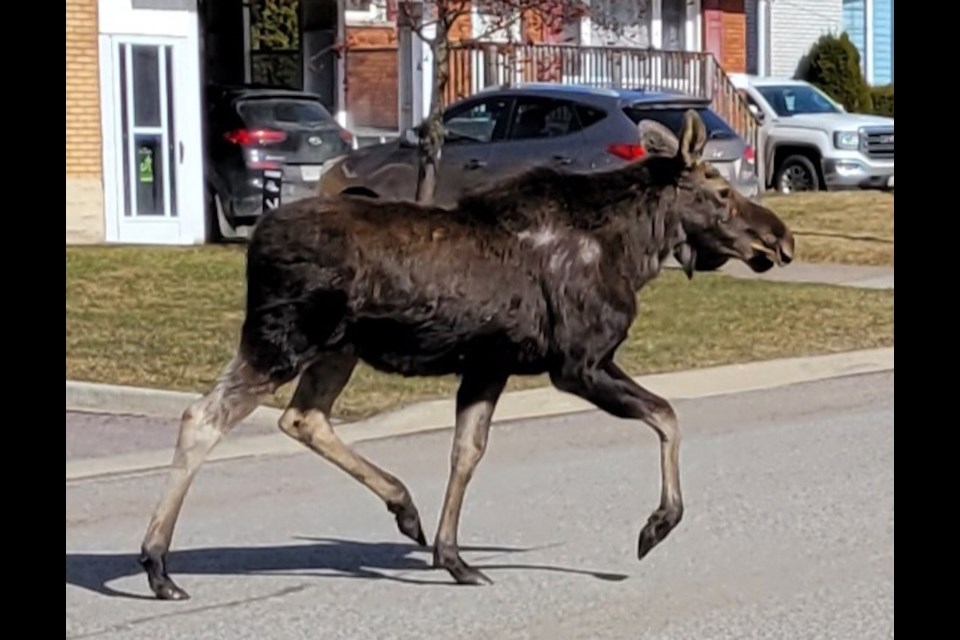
left=870, top=84, right=894, bottom=117
left=796, top=32, right=873, bottom=114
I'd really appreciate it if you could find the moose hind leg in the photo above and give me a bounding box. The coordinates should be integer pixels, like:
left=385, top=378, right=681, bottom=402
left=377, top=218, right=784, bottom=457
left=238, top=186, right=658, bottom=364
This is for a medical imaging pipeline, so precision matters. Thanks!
left=551, top=360, right=683, bottom=562
left=433, top=372, right=508, bottom=585
left=278, top=353, right=427, bottom=546
left=140, top=355, right=272, bottom=600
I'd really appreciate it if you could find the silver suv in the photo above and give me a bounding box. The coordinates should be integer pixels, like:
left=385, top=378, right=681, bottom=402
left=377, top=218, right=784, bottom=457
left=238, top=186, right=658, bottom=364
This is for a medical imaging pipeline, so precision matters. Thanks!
left=319, top=83, right=760, bottom=205
left=729, top=75, right=894, bottom=193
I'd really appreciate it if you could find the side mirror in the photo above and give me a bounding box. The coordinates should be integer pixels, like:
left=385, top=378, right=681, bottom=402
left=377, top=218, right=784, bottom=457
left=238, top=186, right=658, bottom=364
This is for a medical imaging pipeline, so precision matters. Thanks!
left=748, top=104, right=764, bottom=123
left=400, top=127, right=420, bottom=147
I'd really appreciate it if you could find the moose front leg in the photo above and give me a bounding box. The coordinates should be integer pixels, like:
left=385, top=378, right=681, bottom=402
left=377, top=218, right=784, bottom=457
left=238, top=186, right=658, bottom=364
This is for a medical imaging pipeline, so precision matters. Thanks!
left=551, top=360, right=683, bottom=561
left=433, top=372, right=508, bottom=585
left=278, top=354, right=427, bottom=546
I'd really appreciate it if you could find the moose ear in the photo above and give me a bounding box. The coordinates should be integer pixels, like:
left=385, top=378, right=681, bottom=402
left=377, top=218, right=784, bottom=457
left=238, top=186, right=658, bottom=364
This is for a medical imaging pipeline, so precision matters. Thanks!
left=678, top=109, right=708, bottom=168
left=638, top=119, right=680, bottom=157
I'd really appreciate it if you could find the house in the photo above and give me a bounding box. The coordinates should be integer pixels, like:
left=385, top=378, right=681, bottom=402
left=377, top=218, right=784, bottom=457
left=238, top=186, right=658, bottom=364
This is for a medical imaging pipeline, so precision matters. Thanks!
left=748, top=0, right=842, bottom=78
left=841, top=0, right=893, bottom=85
left=65, top=0, right=755, bottom=247
left=746, top=0, right=893, bottom=84
left=66, top=0, right=369, bottom=245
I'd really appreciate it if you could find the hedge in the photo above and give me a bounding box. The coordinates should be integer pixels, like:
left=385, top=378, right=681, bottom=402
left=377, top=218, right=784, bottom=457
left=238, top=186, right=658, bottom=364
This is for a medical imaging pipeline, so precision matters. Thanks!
left=870, top=85, right=894, bottom=117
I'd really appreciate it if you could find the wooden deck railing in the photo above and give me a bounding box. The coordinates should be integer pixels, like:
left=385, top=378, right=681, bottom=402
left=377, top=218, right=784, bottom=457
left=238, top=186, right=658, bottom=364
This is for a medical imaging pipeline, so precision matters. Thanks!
left=446, top=42, right=760, bottom=176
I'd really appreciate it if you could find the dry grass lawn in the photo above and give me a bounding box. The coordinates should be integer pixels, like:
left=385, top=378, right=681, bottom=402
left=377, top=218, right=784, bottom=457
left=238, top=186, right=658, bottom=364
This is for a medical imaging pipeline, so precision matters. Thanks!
left=66, top=245, right=894, bottom=421
left=761, top=191, right=894, bottom=266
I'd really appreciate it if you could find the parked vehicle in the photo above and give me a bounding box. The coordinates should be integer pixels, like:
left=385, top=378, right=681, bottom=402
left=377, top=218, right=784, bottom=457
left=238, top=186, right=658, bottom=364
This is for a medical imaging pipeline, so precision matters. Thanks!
left=205, top=84, right=355, bottom=240
left=728, top=74, right=894, bottom=194
left=317, top=83, right=760, bottom=206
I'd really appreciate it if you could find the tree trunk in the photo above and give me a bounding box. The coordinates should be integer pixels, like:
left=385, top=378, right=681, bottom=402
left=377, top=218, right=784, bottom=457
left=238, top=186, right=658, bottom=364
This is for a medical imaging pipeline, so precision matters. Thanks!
left=416, top=19, right=450, bottom=204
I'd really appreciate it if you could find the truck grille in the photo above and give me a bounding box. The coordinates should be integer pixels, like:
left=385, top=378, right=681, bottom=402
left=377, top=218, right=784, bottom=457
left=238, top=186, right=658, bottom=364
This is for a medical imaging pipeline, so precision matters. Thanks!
left=861, top=127, right=894, bottom=159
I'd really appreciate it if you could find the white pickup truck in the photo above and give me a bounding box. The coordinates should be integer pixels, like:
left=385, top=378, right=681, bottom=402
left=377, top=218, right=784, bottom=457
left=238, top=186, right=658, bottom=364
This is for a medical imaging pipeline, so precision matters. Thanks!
left=729, top=74, right=894, bottom=194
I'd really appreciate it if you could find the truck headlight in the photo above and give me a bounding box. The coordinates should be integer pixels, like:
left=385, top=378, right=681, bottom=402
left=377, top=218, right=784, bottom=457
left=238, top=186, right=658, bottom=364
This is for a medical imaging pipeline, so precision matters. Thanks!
left=834, top=131, right=860, bottom=150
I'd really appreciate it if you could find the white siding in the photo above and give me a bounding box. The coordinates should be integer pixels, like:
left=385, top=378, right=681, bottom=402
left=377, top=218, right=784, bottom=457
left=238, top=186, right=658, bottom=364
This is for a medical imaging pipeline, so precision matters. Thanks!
left=769, top=0, right=842, bottom=77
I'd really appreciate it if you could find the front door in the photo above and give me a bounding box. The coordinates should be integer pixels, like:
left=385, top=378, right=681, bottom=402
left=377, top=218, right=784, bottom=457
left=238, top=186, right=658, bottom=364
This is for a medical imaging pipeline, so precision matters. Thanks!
left=102, top=36, right=203, bottom=244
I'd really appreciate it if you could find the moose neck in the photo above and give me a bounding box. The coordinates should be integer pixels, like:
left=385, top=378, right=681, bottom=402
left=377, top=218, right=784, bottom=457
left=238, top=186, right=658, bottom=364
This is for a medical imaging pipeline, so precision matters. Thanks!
left=617, top=186, right=687, bottom=292
left=569, top=162, right=688, bottom=292
left=456, top=160, right=689, bottom=291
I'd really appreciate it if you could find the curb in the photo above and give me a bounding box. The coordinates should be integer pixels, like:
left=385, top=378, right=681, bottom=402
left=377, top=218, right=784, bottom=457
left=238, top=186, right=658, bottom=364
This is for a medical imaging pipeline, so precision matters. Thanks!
left=66, top=380, right=284, bottom=430
left=66, top=347, right=893, bottom=482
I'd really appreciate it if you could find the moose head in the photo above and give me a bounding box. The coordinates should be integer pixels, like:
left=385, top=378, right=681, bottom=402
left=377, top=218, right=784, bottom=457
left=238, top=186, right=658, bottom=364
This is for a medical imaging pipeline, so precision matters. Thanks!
left=638, top=112, right=795, bottom=277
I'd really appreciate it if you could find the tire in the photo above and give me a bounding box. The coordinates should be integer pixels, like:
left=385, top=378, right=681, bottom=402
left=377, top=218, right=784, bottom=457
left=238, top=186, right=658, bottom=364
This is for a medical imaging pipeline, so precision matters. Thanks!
left=774, top=154, right=821, bottom=194
left=205, top=190, right=224, bottom=244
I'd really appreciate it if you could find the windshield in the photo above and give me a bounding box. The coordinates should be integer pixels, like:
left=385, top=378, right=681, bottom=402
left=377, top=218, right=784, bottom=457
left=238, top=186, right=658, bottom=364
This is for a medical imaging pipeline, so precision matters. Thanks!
left=236, top=97, right=336, bottom=127
left=755, top=84, right=842, bottom=116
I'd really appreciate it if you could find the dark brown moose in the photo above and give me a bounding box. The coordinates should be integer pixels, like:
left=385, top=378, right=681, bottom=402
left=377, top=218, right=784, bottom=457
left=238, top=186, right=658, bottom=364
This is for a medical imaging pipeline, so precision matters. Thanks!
left=139, top=109, right=794, bottom=600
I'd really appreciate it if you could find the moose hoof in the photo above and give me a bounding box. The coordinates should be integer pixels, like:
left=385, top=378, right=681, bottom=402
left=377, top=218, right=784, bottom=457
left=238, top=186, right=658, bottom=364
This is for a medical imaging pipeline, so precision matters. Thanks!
left=151, top=579, right=191, bottom=601
left=140, top=552, right=191, bottom=601
left=637, top=506, right=683, bottom=561
left=388, top=501, right=427, bottom=547
left=434, top=547, right=493, bottom=586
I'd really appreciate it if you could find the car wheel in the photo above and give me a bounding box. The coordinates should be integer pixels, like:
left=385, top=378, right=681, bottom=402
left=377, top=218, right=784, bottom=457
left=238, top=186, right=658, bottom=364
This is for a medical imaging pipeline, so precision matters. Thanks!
left=206, top=190, right=225, bottom=243
left=774, top=155, right=821, bottom=194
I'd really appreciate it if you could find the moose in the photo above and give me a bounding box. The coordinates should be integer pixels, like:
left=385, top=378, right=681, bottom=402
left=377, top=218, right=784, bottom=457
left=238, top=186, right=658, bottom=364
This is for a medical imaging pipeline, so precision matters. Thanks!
left=138, top=110, right=794, bottom=600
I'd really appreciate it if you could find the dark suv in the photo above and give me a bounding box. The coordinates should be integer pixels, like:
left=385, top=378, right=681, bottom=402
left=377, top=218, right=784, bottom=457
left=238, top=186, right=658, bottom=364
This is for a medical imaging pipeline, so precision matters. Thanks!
left=319, top=83, right=759, bottom=205
left=205, top=84, right=354, bottom=240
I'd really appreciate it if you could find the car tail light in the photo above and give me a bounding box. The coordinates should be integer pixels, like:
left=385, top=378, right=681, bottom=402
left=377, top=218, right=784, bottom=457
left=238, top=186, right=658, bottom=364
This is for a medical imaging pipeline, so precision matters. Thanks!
left=742, top=144, right=756, bottom=165
left=607, top=143, right=646, bottom=162
left=224, top=128, right=287, bottom=146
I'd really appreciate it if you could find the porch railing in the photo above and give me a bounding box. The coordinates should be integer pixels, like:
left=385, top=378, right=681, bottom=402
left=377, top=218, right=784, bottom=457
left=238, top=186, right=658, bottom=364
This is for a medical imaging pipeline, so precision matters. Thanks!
left=445, top=43, right=761, bottom=177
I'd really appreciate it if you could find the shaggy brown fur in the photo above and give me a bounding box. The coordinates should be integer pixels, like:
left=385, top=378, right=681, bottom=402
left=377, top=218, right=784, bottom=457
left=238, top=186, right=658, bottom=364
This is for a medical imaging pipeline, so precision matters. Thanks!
left=138, top=110, right=794, bottom=600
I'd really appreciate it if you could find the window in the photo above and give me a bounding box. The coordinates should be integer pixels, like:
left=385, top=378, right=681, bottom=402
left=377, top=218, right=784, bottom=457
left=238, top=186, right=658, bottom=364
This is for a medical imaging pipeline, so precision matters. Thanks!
left=755, top=85, right=842, bottom=117
left=622, top=106, right=738, bottom=140
left=508, top=98, right=581, bottom=140
left=237, top=98, right=336, bottom=126
left=575, top=105, right=607, bottom=129
left=661, top=0, right=687, bottom=51
left=442, top=97, right=513, bottom=143
left=590, top=0, right=652, bottom=48
left=248, top=0, right=302, bottom=90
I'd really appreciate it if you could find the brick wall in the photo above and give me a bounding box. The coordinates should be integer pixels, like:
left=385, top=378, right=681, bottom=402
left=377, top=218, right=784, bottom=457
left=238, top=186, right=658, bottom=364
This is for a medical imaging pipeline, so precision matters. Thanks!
left=345, top=25, right=399, bottom=129
left=345, top=4, right=476, bottom=129
left=66, top=0, right=102, bottom=179
left=66, top=0, right=104, bottom=243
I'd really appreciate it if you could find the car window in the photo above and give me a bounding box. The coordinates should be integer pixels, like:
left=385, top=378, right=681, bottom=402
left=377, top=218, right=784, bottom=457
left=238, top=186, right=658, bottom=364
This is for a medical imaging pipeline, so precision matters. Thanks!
left=575, top=105, right=607, bottom=130
left=236, top=97, right=336, bottom=126
left=507, top=97, right=581, bottom=140
left=755, top=85, right=841, bottom=116
left=442, top=97, right=513, bottom=144
left=622, top=106, right=738, bottom=140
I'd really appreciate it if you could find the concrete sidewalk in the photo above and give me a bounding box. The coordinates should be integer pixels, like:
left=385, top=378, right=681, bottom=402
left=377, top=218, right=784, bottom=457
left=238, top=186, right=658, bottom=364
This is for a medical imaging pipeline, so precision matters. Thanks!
left=664, top=259, right=894, bottom=289
left=66, top=347, right=894, bottom=481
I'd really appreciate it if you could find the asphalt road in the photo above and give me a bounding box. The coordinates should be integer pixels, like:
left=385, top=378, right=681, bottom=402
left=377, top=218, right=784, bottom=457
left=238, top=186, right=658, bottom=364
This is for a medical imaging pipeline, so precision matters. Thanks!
left=66, top=371, right=894, bottom=640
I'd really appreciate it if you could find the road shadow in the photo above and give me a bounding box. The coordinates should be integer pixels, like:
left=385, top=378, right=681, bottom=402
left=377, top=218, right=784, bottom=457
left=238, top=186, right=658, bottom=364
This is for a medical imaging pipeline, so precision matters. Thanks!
left=66, top=536, right=627, bottom=600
